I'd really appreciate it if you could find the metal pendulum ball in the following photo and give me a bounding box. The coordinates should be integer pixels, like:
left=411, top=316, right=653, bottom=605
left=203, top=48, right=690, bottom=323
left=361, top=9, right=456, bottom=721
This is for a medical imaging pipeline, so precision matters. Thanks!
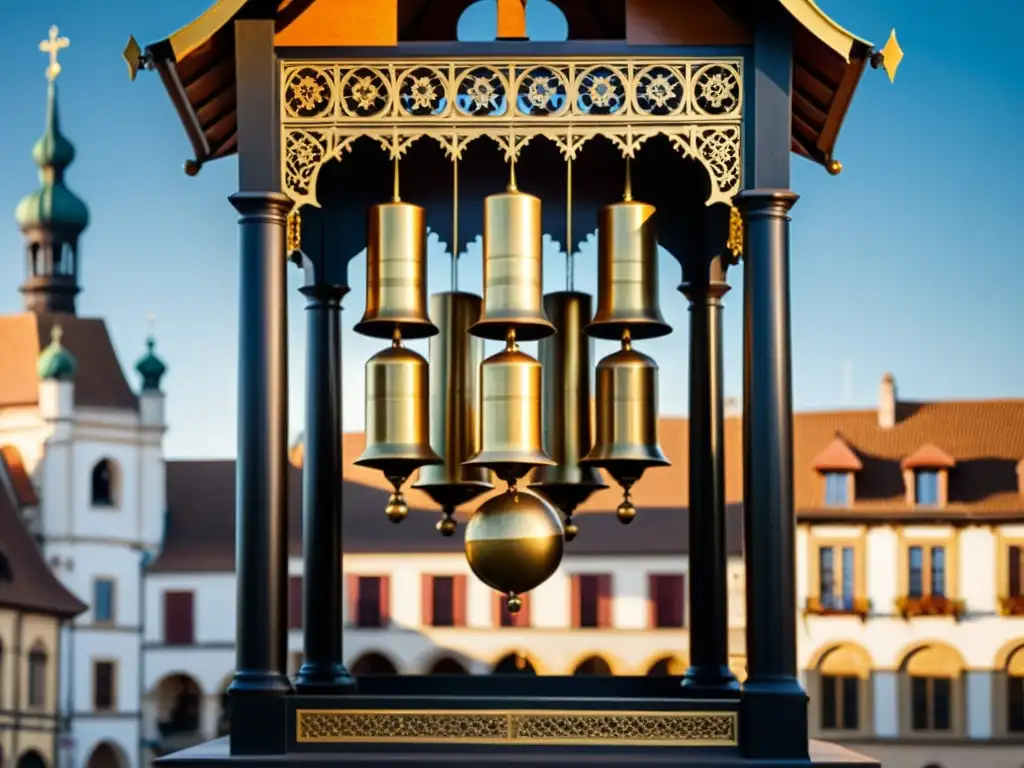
left=582, top=158, right=671, bottom=524
left=462, top=159, right=564, bottom=613
left=354, top=157, right=441, bottom=521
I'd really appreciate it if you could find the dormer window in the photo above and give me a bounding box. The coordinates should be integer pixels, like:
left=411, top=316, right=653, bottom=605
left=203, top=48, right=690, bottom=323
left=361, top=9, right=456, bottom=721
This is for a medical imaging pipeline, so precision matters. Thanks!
left=901, top=444, right=955, bottom=508
left=812, top=435, right=862, bottom=508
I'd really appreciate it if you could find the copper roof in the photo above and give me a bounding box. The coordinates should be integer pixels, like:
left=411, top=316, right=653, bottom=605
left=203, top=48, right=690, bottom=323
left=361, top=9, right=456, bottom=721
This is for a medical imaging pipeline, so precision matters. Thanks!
left=152, top=396, right=1024, bottom=572
left=0, top=313, right=138, bottom=411
left=140, top=0, right=874, bottom=173
left=0, top=486, right=87, bottom=618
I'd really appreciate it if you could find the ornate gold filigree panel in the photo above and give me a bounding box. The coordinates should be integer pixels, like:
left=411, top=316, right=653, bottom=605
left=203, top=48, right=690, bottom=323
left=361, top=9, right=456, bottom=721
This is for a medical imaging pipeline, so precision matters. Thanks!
left=280, top=57, right=743, bottom=210
left=294, top=708, right=738, bottom=747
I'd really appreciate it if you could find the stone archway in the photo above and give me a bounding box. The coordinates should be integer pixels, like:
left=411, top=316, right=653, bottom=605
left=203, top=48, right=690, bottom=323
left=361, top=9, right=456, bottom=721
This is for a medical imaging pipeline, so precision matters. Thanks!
left=151, top=673, right=204, bottom=754
left=16, top=750, right=47, bottom=768
left=493, top=652, right=537, bottom=675
left=351, top=652, right=398, bottom=676
left=572, top=656, right=612, bottom=676
left=84, top=742, right=127, bottom=768
left=646, top=656, right=686, bottom=677
left=428, top=656, right=469, bottom=675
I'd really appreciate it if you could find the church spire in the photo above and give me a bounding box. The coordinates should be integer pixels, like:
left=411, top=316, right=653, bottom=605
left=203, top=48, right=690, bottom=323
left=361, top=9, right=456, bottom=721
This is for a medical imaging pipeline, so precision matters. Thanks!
left=14, top=26, right=89, bottom=316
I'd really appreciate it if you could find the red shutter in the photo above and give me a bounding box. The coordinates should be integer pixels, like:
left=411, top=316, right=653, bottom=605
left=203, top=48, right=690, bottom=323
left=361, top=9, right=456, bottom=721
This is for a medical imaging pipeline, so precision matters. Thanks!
left=289, top=576, right=303, bottom=630
left=570, top=575, right=581, bottom=628
left=453, top=575, right=467, bottom=627
left=379, top=576, right=391, bottom=625
left=163, top=591, right=194, bottom=645
left=346, top=574, right=358, bottom=624
left=648, top=575, right=660, bottom=628
left=597, top=574, right=613, bottom=628
left=519, top=593, right=531, bottom=627
left=492, top=592, right=501, bottom=627
left=422, top=575, right=434, bottom=626
left=679, top=574, right=687, bottom=627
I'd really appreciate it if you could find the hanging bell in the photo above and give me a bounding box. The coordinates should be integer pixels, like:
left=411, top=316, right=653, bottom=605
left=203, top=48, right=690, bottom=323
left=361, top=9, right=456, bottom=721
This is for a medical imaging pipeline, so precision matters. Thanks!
left=530, top=292, right=606, bottom=542
left=581, top=333, right=669, bottom=524
left=413, top=292, right=494, bottom=537
left=354, top=200, right=438, bottom=340
left=465, top=487, right=564, bottom=613
left=355, top=331, right=442, bottom=522
left=586, top=189, right=671, bottom=342
left=463, top=331, right=555, bottom=485
left=469, top=185, right=554, bottom=342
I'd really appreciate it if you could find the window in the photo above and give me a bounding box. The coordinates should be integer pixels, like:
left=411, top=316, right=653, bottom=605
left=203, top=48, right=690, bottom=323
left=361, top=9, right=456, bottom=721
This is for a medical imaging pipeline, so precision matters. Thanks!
left=163, top=591, right=195, bottom=645
left=908, top=546, right=946, bottom=598
left=288, top=576, right=303, bottom=630
left=93, top=578, right=115, bottom=624
left=824, top=472, right=848, bottom=507
left=27, top=643, right=47, bottom=708
left=431, top=577, right=455, bottom=627
left=0, top=553, right=11, bottom=581
left=1009, top=545, right=1023, bottom=598
left=915, top=470, right=939, bottom=506
left=649, top=574, right=685, bottom=628
left=911, top=677, right=952, bottom=731
left=1010, top=673, right=1024, bottom=733
left=90, top=459, right=116, bottom=507
left=817, top=546, right=856, bottom=610
left=357, top=577, right=384, bottom=628
left=93, top=661, right=116, bottom=711
left=573, top=574, right=612, bottom=628
left=820, top=675, right=859, bottom=731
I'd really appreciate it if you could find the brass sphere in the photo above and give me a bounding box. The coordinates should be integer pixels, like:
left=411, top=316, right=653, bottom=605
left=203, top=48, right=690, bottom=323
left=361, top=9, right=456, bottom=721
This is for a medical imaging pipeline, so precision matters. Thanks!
left=464, top=489, right=564, bottom=602
left=506, top=594, right=523, bottom=614
left=616, top=496, right=637, bottom=525
left=564, top=520, right=579, bottom=542
left=437, top=515, right=458, bottom=537
left=385, top=492, right=409, bottom=523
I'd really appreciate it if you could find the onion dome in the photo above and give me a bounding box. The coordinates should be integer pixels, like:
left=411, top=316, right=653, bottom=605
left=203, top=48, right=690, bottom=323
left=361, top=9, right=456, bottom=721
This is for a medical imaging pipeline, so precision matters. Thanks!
left=37, top=325, right=77, bottom=381
left=14, top=80, right=89, bottom=234
left=135, top=336, right=167, bottom=392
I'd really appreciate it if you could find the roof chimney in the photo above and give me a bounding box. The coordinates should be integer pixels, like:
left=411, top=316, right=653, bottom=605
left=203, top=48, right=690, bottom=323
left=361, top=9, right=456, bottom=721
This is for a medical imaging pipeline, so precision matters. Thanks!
left=878, top=372, right=896, bottom=428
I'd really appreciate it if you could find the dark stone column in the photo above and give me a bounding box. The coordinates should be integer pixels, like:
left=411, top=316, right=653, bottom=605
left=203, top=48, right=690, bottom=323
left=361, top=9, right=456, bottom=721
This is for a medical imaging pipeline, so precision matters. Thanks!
left=680, top=231, right=738, bottom=696
left=735, top=189, right=807, bottom=760
left=295, top=276, right=356, bottom=693
left=227, top=191, right=294, bottom=699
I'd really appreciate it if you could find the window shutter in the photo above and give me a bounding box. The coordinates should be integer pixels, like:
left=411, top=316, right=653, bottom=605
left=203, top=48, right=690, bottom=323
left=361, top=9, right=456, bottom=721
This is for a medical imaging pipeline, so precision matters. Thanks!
left=679, top=573, right=687, bottom=627
left=519, top=593, right=531, bottom=627
left=163, top=591, right=194, bottom=645
left=570, top=574, right=581, bottom=628
left=597, top=574, right=613, bottom=628
left=421, top=574, right=434, bottom=626
left=453, top=575, right=467, bottom=627
left=289, top=576, right=303, bottom=630
left=648, top=574, right=659, bottom=628
left=379, top=576, right=391, bottom=625
left=346, top=574, right=358, bottom=624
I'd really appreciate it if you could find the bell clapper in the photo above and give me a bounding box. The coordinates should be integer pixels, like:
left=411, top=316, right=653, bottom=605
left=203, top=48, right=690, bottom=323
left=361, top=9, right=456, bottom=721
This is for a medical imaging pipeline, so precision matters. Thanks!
left=616, top=483, right=637, bottom=525
left=506, top=593, right=523, bottom=614
left=437, top=506, right=458, bottom=537
left=385, top=475, right=409, bottom=524
left=391, top=325, right=403, bottom=348
left=563, top=512, right=579, bottom=542
left=621, top=328, right=632, bottom=352
left=505, top=327, right=519, bottom=353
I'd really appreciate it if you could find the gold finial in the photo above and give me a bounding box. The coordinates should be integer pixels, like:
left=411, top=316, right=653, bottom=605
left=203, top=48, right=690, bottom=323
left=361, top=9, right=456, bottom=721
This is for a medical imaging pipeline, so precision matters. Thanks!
left=123, top=36, right=143, bottom=81
left=51, top=324, right=64, bottom=345
left=727, top=206, right=743, bottom=262
left=877, top=29, right=904, bottom=84
left=287, top=209, right=302, bottom=254
left=827, top=159, right=843, bottom=176
left=623, top=156, right=633, bottom=202
left=40, top=25, right=70, bottom=82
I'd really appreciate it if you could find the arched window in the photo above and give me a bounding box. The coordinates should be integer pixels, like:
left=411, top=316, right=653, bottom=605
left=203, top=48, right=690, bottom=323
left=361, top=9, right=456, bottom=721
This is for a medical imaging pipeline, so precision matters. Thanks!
left=1006, top=645, right=1024, bottom=734
left=456, top=0, right=568, bottom=42
left=91, top=459, right=117, bottom=507
left=572, top=656, right=612, bottom=676
left=0, top=554, right=11, bottom=582
left=492, top=652, right=536, bottom=675
left=27, top=642, right=47, bottom=708
left=899, top=644, right=964, bottom=737
left=809, top=644, right=872, bottom=736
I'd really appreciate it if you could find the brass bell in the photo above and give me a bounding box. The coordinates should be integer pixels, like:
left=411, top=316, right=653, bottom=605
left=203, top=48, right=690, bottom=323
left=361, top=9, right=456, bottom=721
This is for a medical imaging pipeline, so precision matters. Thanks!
left=582, top=333, right=670, bottom=524
left=469, top=183, right=554, bottom=342
left=465, top=488, right=564, bottom=612
left=463, top=330, right=555, bottom=485
left=354, top=198, right=438, bottom=340
left=413, top=292, right=494, bottom=536
left=355, top=331, right=442, bottom=522
left=530, top=292, right=606, bottom=541
left=586, top=167, right=671, bottom=342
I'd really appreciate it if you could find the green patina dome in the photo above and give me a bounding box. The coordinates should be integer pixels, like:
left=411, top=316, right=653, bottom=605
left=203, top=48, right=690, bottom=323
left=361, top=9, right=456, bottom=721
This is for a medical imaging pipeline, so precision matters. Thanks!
left=37, top=325, right=77, bottom=381
left=14, top=81, right=89, bottom=233
left=135, top=336, right=167, bottom=392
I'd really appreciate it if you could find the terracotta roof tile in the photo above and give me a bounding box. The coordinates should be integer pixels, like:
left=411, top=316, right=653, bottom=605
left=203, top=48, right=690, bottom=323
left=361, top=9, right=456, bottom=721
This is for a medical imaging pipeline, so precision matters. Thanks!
left=0, top=445, right=39, bottom=506
left=901, top=442, right=956, bottom=470
left=811, top=435, right=863, bottom=472
left=0, top=486, right=87, bottom=617
left=0, top=313, right=137, bottom=411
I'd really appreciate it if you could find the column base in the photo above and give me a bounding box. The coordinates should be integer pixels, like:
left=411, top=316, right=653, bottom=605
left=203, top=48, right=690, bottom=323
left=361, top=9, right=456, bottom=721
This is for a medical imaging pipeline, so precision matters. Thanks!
left=294, top=663, right=358, bottom=694
left=681, top=665, right=740, bottom=697
left=228, top=670, right=294, bottom=697
left=739, top=678, right=808, bottom=760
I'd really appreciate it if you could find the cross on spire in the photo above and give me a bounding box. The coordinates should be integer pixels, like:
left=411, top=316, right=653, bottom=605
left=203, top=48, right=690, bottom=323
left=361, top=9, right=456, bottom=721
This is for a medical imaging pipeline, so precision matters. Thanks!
left=39, top=25, right=70, bottom=82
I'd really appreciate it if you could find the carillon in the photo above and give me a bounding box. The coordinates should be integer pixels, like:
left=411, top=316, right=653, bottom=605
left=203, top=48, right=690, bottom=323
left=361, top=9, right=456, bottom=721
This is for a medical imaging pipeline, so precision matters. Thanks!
left=413, top=158, right=493, bottom=537
left=583, top=160, right=671, bottom=523
left=354, top=158, right=441, bottom=522
left=463, top=162, right=563, bottom=614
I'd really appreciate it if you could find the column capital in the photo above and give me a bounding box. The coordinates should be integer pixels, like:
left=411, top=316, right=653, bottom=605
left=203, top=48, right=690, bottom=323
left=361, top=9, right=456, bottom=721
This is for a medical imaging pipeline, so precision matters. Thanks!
left=299, top=283, right=349, bottom=304
left=679, top=280, right=731, bottom=304
left=733, top=189, right=799, bottom=216
left=228, top=191, right=294, bottom=221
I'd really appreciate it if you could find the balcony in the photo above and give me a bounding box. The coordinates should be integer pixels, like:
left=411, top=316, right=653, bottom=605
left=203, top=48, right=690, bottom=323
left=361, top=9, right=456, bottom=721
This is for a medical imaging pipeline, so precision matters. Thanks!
left=803, top=595, right=870, bottom=620
left=895, top=595, right=966, bottom=620
left=999, top=595, right=1024, bottom=616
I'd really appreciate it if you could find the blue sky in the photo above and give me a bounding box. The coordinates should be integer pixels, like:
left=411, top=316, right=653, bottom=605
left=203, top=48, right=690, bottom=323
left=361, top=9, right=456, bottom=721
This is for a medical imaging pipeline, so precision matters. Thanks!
left=0, top=1, right=1020, bottom=458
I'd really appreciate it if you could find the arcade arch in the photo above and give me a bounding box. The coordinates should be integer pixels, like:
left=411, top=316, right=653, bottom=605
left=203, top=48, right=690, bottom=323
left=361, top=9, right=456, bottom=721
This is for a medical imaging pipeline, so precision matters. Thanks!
left=350, top=652, right=399, bottom=676
left=83, top=742, right=129, bottom=768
